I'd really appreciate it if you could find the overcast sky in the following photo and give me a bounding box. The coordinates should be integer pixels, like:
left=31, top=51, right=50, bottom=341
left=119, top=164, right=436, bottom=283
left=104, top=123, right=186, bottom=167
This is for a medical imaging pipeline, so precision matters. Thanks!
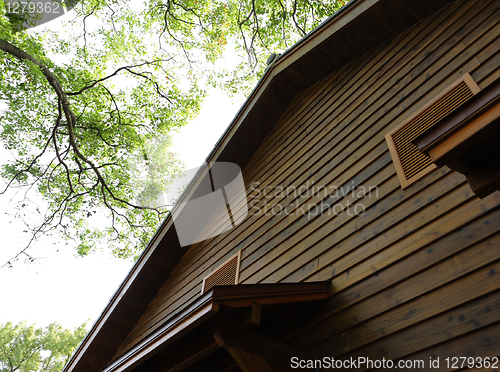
left=0, top=20, right=246, bottom=330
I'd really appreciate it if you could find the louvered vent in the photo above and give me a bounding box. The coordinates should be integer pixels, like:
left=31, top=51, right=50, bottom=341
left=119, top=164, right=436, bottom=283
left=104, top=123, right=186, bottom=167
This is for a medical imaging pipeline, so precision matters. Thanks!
left=202, top=251, right=240, bottom=294
left=386, top=74, right=480, bottom=188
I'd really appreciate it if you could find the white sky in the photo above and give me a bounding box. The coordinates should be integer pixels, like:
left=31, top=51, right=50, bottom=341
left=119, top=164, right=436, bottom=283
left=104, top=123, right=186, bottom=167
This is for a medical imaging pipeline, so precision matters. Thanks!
left=0, top=9, right=247, bottom=330
left=0, top=88, right=245, bottom=330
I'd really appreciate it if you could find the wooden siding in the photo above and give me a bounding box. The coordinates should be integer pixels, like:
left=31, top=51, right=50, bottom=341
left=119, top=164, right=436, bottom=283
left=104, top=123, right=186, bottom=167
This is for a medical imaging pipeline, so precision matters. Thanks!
left=117, top=0, right=500, bottom=363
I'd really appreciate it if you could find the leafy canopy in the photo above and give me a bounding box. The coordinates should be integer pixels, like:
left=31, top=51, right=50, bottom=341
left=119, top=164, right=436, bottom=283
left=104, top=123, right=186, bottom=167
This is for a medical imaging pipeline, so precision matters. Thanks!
left=0, top=320, right=87, bottom=372
left=0, top=0, right=347, bottom=265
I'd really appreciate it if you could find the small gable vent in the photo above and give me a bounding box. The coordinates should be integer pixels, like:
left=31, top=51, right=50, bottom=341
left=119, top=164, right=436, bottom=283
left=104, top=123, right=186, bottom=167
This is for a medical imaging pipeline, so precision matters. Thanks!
left=202, top=251, right=241, bottom=294
left=386, top=74, right=480, bottom=188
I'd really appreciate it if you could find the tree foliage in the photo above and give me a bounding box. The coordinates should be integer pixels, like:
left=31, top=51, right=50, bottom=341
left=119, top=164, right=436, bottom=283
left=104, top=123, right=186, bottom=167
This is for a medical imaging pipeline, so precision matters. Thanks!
left=0, top=320, right=87, bottom=372
left=0, top=0, right=347, bottom=266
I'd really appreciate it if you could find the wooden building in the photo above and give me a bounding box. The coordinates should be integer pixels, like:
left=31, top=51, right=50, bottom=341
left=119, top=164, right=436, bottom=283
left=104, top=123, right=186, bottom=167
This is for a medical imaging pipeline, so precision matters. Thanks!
left=63, top=0, right=500, bottom=370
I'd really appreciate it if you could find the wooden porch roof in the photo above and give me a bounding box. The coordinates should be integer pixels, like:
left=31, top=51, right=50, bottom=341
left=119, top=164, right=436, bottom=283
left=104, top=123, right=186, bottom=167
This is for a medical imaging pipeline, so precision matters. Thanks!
left=100, top=282, right=329, bottom=372
left=415, top=75, right=500, bottom=198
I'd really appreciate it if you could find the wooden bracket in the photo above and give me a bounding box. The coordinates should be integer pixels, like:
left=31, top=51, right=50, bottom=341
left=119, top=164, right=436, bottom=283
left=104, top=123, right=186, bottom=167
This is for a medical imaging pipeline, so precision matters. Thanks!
left=234, top=302, right=261, bottom=333
left=213, top=328, right=315, bottom=371
left=225, top=347, right=274, bottom=372
left=212, top=302, right=276, bottom=371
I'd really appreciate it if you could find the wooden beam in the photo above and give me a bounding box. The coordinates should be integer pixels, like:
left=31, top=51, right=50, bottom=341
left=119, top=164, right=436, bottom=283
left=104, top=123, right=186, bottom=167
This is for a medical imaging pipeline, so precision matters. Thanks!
left=138, top=303, right=264, bottom=372
left=135, top=331, right=218, bottom=372
left=212, top=282, right=329, bottom=308
left=213, top=307, right=272, bottom=372
left=466, top=154, right=500, bottom=198
left=226, top=348, right=274, bottom=372
left=166, top=344, right=220, bottom=372
left=213, top=329, right=315, bottom=370
left=234, top=303, right=261, bottom=333
left=107, top=302, right=219, bottom=372
left=212, top=303, right=267, bottom=371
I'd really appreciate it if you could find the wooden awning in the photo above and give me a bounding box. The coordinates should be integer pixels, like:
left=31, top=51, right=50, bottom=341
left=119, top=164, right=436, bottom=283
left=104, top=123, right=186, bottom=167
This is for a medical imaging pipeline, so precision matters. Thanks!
left=414, top=76, right=500, bottom=198
left=102, top=282, right=329, bottom=372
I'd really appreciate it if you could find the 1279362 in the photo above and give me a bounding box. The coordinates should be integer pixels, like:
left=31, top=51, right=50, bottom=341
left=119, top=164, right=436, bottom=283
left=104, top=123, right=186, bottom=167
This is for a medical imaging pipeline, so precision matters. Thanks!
left=446, top=357, right=499, bottom=369
left=5, top=1, right=62, bottom=15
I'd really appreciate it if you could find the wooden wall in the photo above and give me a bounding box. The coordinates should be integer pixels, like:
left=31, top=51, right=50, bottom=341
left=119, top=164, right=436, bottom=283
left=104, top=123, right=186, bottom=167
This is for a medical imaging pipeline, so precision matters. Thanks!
left=117, top=0, right=500, bottom=365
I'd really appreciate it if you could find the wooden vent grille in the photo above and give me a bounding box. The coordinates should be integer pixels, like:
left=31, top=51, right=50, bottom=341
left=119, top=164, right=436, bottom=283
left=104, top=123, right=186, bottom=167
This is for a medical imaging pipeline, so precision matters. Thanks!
left=202, top=251, right=240, bottom=294
left=386, top=74, right=480, bottom=188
